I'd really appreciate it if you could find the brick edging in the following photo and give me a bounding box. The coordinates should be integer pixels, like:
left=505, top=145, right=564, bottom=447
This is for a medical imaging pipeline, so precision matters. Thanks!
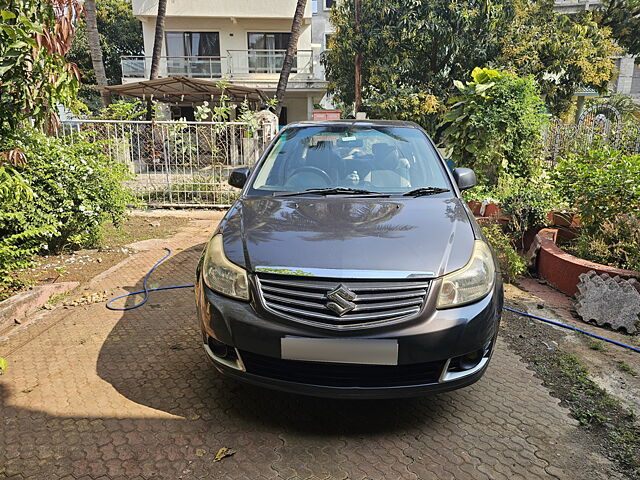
left=536, top=228, right=640, bottom=295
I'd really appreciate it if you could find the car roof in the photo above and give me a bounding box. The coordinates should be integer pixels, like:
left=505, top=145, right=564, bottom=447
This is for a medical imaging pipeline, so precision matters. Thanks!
left=285, top=119, right=421, bottom=129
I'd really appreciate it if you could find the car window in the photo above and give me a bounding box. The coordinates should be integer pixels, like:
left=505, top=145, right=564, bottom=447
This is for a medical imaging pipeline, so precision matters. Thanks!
left=249, top=125, right=451, bottom=194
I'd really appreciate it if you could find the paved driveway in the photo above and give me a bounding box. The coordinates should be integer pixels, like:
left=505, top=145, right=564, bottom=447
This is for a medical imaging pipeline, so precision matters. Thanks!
left=0, top=213, right=622, bottom=479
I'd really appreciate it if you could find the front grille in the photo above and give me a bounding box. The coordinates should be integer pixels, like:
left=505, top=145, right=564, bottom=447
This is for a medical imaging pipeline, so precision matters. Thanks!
left=240, top=350, right=445, bottom=387
left=256, top=273, right=430, bottom=328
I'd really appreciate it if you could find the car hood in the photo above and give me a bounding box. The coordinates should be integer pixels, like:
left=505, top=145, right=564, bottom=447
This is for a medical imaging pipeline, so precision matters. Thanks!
left=220, top=196, right=476, bottom=278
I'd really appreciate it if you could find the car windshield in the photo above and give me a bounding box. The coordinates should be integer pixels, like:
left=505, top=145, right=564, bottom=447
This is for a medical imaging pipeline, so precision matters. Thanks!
left=248, top=125, right=451, bottom=195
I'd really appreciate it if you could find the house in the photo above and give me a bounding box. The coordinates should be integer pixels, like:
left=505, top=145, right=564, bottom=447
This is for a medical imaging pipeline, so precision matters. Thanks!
left=122, top=0, right=330, bottom=123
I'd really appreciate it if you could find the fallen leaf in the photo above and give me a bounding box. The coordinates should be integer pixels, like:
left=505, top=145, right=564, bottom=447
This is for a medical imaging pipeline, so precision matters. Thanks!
left=213, top=447, right=236, bottom=462
left=0, top=357, right=7, bottom=375
left=195, top=448, right=206, bottom=457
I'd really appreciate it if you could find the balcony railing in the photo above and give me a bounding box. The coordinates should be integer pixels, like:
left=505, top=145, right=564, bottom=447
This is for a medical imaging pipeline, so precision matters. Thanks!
left=121, top=56, right=223, bottom=79
left=121, top=50, right=315, bottom=80
left=226, top=49, right=313, bottom=76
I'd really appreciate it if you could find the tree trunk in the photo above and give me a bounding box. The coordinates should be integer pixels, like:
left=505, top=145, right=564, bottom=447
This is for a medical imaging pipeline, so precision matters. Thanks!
left=85, top=0, right=111, bottom=106
left=274, top=0, right=308, bottom=118
left=147, top=0, right=168, bottom=119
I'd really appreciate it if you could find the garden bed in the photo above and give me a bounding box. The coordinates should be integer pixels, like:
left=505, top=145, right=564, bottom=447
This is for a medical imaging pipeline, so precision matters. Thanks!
left=535, top=228, right=640, bottom=295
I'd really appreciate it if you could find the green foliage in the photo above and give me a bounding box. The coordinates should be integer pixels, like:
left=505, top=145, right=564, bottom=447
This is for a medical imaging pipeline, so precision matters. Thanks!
left=323, top=0, right=618, bottom=118
left=588, top=0, right=640, bottom=56
left=322, top=0, right=512, bottom=128
left=363, top=85, right=442, bottom=132
left=0, top=127, right=134, bottom=288
left=554, top=148, right=640, bottom=270
left=94, top=99, right=149, bottom=120
left=480, top=220, right=526, bottom=283
left=553, top=148, right=640, bottom=233
left=498, top=176, right=562, bottom=240
left=0, top=1, right=81, bottom=137
left=500, top=0, right=620, bottom=115
left=569, top=215, right=640, bottom=271
left=67, top=0, right=143, bottom=101
left=441, top=68, right=547, bottom=184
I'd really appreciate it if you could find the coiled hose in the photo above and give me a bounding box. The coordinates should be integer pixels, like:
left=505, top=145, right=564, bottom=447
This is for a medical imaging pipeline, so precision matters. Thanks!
left=105, top=249, right=640, bottom=353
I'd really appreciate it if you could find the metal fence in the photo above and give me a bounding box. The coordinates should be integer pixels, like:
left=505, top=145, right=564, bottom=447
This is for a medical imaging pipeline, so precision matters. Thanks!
left=542, top=107, right=640, bottom=166
left=60, top=119, right=276, bottom=207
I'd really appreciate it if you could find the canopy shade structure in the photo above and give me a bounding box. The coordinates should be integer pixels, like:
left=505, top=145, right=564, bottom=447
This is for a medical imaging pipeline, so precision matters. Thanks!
left=101, top=76, right=269, bottom=105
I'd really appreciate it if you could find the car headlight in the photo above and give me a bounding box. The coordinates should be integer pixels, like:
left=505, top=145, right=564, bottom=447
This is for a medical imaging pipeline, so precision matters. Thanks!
left=437, top=240, right=495, bottom=309
left=202, top=234, right=249, bottom=300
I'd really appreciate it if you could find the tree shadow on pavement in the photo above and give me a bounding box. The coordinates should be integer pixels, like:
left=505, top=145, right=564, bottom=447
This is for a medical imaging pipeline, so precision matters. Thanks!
left=95, top=244, right=449, bottom=436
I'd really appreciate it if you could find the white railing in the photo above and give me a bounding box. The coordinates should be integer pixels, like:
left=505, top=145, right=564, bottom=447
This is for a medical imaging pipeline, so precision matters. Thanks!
left=121, top=50, right=315, bottom=80
left=59, top=119, right=277, bottom=207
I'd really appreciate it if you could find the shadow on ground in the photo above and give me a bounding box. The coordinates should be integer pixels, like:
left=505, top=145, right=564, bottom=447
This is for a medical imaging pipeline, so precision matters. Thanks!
left=95, top=243, right=443, bottom=436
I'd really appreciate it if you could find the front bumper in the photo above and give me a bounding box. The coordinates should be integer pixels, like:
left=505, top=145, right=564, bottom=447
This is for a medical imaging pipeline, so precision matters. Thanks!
left=195, top=276, right=502, bottom=399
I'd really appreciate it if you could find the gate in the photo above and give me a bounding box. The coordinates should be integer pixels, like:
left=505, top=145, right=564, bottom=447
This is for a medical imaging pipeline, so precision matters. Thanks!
left=60, top=119, right=277, bottom=207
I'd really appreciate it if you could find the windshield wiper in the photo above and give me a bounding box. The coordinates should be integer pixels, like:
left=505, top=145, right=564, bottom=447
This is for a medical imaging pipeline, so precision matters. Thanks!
left=273, top=187, right=388, bottom=197
left=402, top=187, right=450, bottom=197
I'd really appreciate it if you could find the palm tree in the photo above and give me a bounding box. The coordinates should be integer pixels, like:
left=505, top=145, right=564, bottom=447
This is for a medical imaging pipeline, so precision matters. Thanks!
left=149, top=0, right=168, bottom=80
left=146, top=0, right=167, bottom=119
left=85, top=0, right=111, bottom=106
left=274, top=0, right=308, bottom=117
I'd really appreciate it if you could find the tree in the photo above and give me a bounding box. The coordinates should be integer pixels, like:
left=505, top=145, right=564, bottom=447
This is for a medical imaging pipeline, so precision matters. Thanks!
left=84, top=0, right=111, bottom=106
left=146, top=0, right=167, bottom=119
left=67, top=0, right=143, bottom=108
left=149, top=0, right=167, bottom=81
left=323, top=0, right=513, bottom=118
left=499, top=0, right=619, bottom=115
left=588, top=0, right=640, bottom=57
left=322, top=0, right=619, bottom=119
left=0, top=0, right=82, bottom=138
left=275, top=0, right=308, bottom=117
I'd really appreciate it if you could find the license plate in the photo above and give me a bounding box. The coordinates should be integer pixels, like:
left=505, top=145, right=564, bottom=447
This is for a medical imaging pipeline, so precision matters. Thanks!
left=281, top=337, right=398, bottom=365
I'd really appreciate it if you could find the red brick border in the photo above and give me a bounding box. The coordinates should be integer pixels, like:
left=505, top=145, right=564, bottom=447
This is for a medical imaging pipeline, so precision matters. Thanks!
left=536, top=228, right=640, bottom=295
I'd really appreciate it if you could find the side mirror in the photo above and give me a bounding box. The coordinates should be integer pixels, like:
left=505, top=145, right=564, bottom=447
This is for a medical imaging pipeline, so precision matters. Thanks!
left=453, top=168, right=476, bottom=191
left=228, top=167, right=250, bottom=189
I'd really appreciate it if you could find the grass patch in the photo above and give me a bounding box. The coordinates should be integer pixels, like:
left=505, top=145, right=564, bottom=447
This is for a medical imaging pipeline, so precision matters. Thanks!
left=585, top=338, right=608, bottom=352
left=533, top=352, right=639, bottom=474
left=617, top=361, right=639, bottom=377
left=502, top=308, right=640, bottom=478
left=46, top=291, right=71, bottom=306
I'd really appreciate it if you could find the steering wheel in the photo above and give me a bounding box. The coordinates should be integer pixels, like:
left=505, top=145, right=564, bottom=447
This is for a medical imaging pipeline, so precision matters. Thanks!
left=285, top=166, right=332, bottom=188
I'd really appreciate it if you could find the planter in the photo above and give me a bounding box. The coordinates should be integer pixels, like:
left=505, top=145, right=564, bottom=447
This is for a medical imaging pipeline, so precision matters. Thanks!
left=467, top=200, right=482, bottom=216
left=483, top=203, right=501, bottom=217
left=534, top=228, right=640, bottom=295
left=547, top=211, right=581, bottom=227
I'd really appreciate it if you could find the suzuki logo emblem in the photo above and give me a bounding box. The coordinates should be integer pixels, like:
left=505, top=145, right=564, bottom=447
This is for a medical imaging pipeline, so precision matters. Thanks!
left=326, top=284, right=357, bottom=316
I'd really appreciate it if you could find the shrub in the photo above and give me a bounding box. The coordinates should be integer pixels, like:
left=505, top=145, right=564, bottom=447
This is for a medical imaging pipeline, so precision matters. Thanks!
left=480, top=220, right=527, bottom=283
left=553, top=148, right=640, bottom=270
left=0, top=128, right=134, bottom=288
left=552, top=148, right=640, bottom=234
left=441, top=68, right=547, bottom=184
left=568, top=215, right=640, bottom=271
left=498, top=176, right=563, bottom=243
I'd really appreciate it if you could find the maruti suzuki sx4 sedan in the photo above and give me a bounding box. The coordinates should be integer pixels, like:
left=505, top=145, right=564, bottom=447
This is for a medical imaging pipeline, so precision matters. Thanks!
left=195, top=120, right=503, bottom=399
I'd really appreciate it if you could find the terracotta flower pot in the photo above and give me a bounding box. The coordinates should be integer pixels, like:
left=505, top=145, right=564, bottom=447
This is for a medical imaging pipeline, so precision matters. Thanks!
left=467, top=200, right=482, bottom=216
left=483, top=203, right=501, bottom=217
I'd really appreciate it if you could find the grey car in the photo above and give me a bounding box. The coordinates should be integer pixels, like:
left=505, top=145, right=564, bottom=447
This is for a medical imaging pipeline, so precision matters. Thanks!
left=195, top=120, right=503, bottom=398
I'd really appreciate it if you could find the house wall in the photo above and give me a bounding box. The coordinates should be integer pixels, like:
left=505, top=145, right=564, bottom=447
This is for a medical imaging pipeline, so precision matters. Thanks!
left=133, top=0, right=311, bottom=20
left=139, top=17, right=312, bottom=59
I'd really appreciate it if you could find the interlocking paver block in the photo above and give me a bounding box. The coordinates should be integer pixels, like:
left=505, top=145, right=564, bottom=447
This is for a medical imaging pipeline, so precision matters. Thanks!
left=0, top=212, right=621, bottom=479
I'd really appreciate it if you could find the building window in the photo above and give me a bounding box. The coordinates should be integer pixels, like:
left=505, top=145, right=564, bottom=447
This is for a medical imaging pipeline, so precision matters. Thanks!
left=324, top=0, right=335, bottom=10
left=312, top=0, right=318, bottom=14
left=247, top=32, right=294, bottom=73
left=165, top=32, right=221, bottom=77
